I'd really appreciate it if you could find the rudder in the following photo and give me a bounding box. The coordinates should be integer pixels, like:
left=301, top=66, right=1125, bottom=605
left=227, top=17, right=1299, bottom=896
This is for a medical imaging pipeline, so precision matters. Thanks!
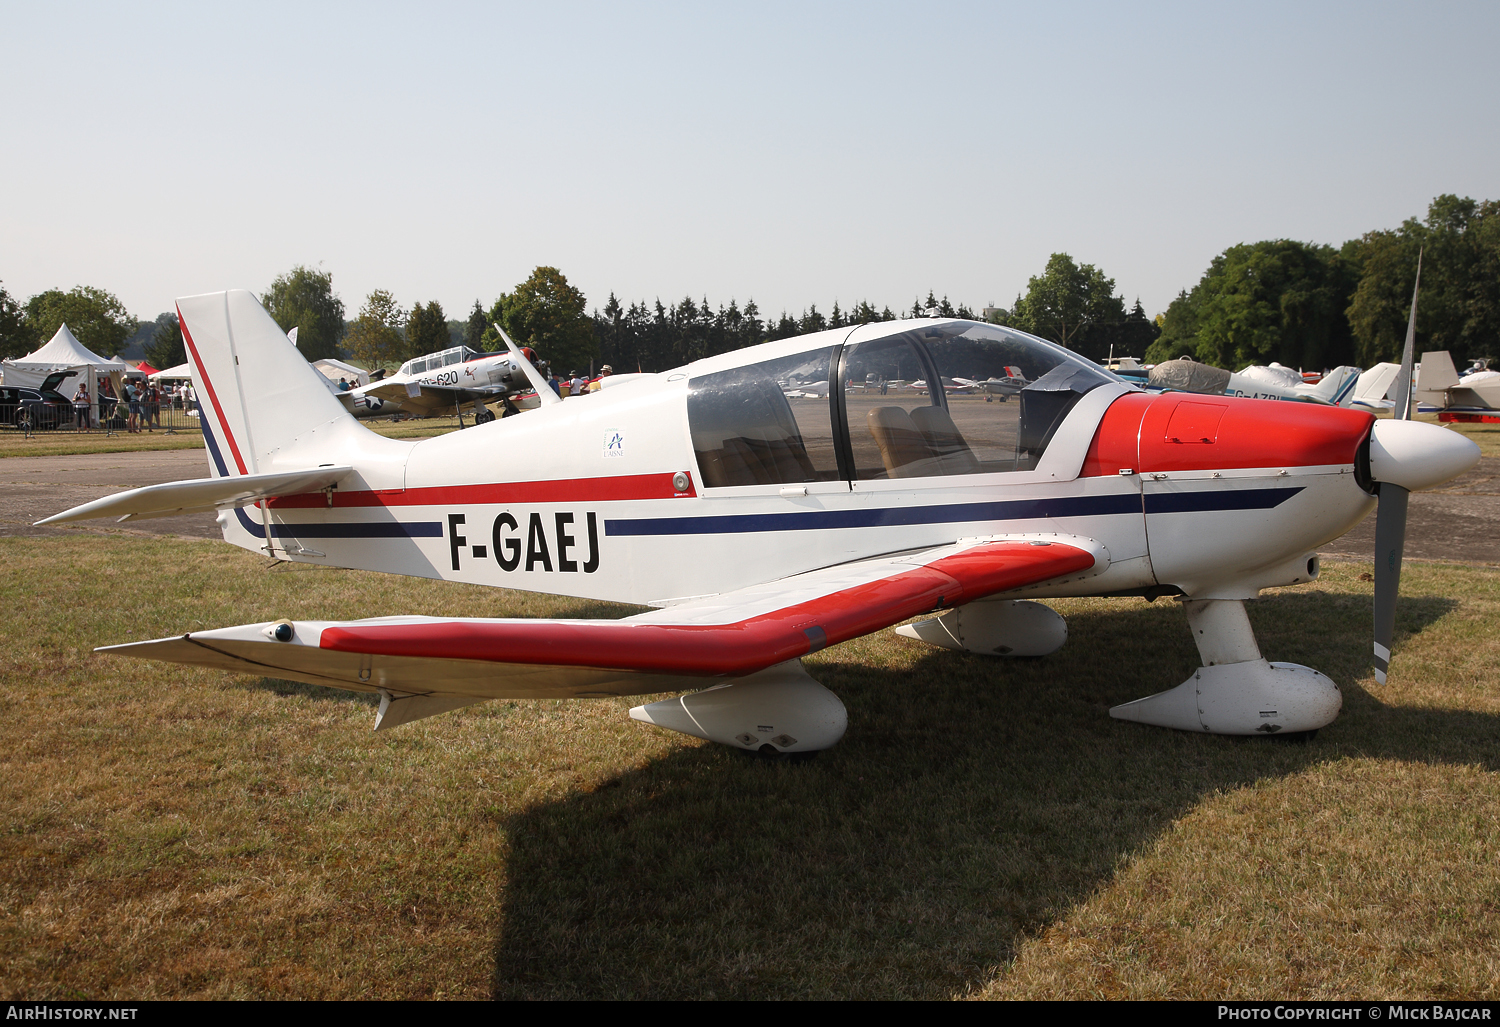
left=179, top=290, right=351, bottom=478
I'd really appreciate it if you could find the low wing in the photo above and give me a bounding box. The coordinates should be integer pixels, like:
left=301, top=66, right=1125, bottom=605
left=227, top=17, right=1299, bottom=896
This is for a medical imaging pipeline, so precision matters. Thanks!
left=35, top=466, right=353, bottom=525
left=98, top=534, right=1106, bottom=717
left=349, top=380, right=497, bottom=416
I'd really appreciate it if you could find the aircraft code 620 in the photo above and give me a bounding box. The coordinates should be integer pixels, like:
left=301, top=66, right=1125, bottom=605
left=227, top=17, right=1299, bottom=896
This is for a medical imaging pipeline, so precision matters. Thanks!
left=447, top=512, right=600, bottom=573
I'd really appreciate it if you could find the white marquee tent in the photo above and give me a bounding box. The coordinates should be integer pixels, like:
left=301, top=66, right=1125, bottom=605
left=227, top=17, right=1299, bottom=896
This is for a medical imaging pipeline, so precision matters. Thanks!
left=2, top=323, right=133, bottom=422
left=148, top=361, right=193, bottom=381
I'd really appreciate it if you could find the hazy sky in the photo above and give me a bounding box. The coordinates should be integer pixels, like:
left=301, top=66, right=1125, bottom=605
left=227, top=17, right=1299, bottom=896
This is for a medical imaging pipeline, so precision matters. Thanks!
left=4, top=1, right=1497, bottom=324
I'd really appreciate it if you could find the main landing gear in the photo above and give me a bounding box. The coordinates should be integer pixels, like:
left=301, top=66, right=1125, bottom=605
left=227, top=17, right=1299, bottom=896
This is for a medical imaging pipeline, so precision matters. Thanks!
left=630, top=596, right=1341, bottom=755
left=630, top=662, right=848, bottom=757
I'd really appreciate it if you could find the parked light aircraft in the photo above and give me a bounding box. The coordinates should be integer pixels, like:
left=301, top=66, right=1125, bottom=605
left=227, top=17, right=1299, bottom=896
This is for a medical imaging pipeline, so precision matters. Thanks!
left=338, top=344, right=547, bottom=421
left=39, top=286, right=1477, bottom=753
left=1149, top=358, right=1361, bottom=407
left=1351, top=362, right=1402, bottom=413
left=951, top=367, right=1029, bottom=397
left=1416, top=350, right=1500, bottom=423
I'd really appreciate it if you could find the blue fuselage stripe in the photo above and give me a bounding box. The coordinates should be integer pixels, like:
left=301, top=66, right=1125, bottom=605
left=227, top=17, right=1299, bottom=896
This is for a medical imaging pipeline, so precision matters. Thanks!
left=207, top=423, right=442, bottom=540
left=1143, top=486, right=1303, bottom=514
left=231, top=509, right=443, bottom=539
left=604, top=486, right=1302, bottom=537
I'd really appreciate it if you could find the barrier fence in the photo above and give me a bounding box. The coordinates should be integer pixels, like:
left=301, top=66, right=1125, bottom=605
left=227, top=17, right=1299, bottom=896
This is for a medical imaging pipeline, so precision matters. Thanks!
left=0, top=397, right=205, bottom=438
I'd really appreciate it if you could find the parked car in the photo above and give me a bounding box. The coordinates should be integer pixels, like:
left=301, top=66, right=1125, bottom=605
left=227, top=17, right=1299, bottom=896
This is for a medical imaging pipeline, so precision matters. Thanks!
left=0, top=371, right=79, bottom=430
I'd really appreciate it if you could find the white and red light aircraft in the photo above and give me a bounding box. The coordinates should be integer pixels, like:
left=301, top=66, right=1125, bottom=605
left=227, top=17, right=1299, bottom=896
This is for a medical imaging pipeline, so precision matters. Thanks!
left=39, top=287, right=1477, bottom=753
left=338, top=343, right=548, bottom=421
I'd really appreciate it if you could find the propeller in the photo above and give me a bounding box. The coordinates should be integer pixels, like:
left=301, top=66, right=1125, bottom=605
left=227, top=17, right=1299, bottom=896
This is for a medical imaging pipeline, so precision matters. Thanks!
left=494, top=324, right=563, bottom=407
left=1372, top=249, right=1421, bottom=684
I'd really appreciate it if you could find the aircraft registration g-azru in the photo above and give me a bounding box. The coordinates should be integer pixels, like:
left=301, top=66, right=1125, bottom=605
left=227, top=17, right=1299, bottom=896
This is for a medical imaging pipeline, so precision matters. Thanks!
left=1147, top=357, right=1362, bottom=407
left=41, top=289, right=1479, bottom=754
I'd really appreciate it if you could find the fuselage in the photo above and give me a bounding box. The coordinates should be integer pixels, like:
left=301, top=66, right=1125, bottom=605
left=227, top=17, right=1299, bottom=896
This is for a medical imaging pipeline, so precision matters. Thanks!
left=214, top=320, right=1378, bottom=608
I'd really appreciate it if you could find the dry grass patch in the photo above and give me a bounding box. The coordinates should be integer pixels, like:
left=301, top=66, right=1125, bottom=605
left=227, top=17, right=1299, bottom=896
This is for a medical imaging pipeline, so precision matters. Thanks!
left=0, top=430, right=206, bottom=459
left=1, top=541, right=1497, bottom=999
left=989, top=761, right=1500, bottom=999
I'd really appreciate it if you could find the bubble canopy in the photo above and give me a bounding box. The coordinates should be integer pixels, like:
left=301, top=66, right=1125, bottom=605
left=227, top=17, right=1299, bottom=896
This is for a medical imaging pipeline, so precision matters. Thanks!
left=687, top=320, right=1120, bottom=488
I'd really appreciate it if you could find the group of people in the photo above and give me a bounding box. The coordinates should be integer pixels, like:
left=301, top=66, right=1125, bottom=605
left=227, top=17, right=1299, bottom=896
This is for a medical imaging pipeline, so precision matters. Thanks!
left=68, top=377, right=196, bottom=432
left=550, top=365, right=613, bottom=397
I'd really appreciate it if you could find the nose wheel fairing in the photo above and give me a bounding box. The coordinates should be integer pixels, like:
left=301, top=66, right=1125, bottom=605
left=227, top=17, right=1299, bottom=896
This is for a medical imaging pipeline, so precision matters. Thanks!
left=1109, top=598, right=1342, bottom=735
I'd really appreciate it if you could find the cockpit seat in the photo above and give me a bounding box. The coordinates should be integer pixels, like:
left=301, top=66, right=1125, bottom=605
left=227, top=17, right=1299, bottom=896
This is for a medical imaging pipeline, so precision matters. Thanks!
left=867, top=406, right=941, bottom=478
left=909, top=406, right=980, bottom=474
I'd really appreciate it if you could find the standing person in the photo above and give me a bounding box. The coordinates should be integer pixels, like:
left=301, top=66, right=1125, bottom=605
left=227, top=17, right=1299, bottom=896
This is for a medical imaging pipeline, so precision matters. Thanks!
left=587, top=365, right=614, bottom=393
left=147, top=382, right=162, bottom=430
left=72, top=383, right=90, bottom=430
left=125, top=379, right=142, bottom=433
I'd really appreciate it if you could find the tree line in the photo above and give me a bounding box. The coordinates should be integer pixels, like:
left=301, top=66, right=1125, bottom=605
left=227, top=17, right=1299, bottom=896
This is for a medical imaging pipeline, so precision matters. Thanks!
left=3, top=193, right=1492, bottom=380
left=1149, top=194, right=1499, bottom=369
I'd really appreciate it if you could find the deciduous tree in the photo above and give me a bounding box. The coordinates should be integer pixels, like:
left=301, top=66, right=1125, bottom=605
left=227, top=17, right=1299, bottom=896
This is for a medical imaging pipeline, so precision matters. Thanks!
left=498, top=267, right=595, bottom=372
left=1346, top=194, right=1500, bottom=365
left=261, top=265, right=346, bottom=361
left=344, top=290, right=408, bottom=368
left=23, top=285, right=137, bottom=356
left=1008, top=253, right=1125, bottom=360
left=1146, top=241, right=1357, bottom=369
left=0, top=282, right=29, bottom=360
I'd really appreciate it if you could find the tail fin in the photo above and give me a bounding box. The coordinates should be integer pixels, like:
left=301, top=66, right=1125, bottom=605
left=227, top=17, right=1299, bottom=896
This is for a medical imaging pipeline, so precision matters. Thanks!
left=179, top=290, right=351, bottom=478
left=1416, top=350, right=1460, bottom=396
left=1354, top=362, right=1400, bottom=405
left=1306, top=366, right=1361, bottom=406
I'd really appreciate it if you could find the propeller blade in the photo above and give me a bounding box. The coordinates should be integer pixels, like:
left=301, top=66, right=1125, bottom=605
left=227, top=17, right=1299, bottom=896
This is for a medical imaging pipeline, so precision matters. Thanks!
left=1389, top=247, right=1422, bottom=421
left=1372, top=481, right=1410, bottom=685
left=494, top=324, right=562, bottom=407
left=1372, top=248, right=1424, bottom=681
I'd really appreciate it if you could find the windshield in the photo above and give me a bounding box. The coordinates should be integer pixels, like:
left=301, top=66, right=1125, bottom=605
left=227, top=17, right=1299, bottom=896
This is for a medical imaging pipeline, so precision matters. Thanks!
left=841, top=321, right=1115, bottom=478
left=686, top=321, right=1117, bottom=488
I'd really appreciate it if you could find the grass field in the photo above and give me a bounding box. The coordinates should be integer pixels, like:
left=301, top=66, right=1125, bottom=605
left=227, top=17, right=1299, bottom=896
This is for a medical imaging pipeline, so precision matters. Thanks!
left=0, top=417, right=470, bottom=459
left=2, top=537, right=1497, bottom=999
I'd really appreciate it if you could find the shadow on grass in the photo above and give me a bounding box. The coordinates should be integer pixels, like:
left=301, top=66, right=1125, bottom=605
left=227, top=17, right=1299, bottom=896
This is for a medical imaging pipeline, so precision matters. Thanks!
left=247, top=677, right=380, bottom=707
left=490, top=590, right=1489, bottom=999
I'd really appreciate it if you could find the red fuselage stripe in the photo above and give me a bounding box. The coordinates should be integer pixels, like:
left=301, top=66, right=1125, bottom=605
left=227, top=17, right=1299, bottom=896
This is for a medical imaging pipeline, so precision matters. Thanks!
left=318, top=542, right=1095, bottom=676
left=268, top=471, right=696, bottom=508
left=178, top=303, right=248, bottom=475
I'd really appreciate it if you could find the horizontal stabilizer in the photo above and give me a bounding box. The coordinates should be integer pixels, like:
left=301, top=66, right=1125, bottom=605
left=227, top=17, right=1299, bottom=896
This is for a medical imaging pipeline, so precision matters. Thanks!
left=36, top=466, right=353, bottom=525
